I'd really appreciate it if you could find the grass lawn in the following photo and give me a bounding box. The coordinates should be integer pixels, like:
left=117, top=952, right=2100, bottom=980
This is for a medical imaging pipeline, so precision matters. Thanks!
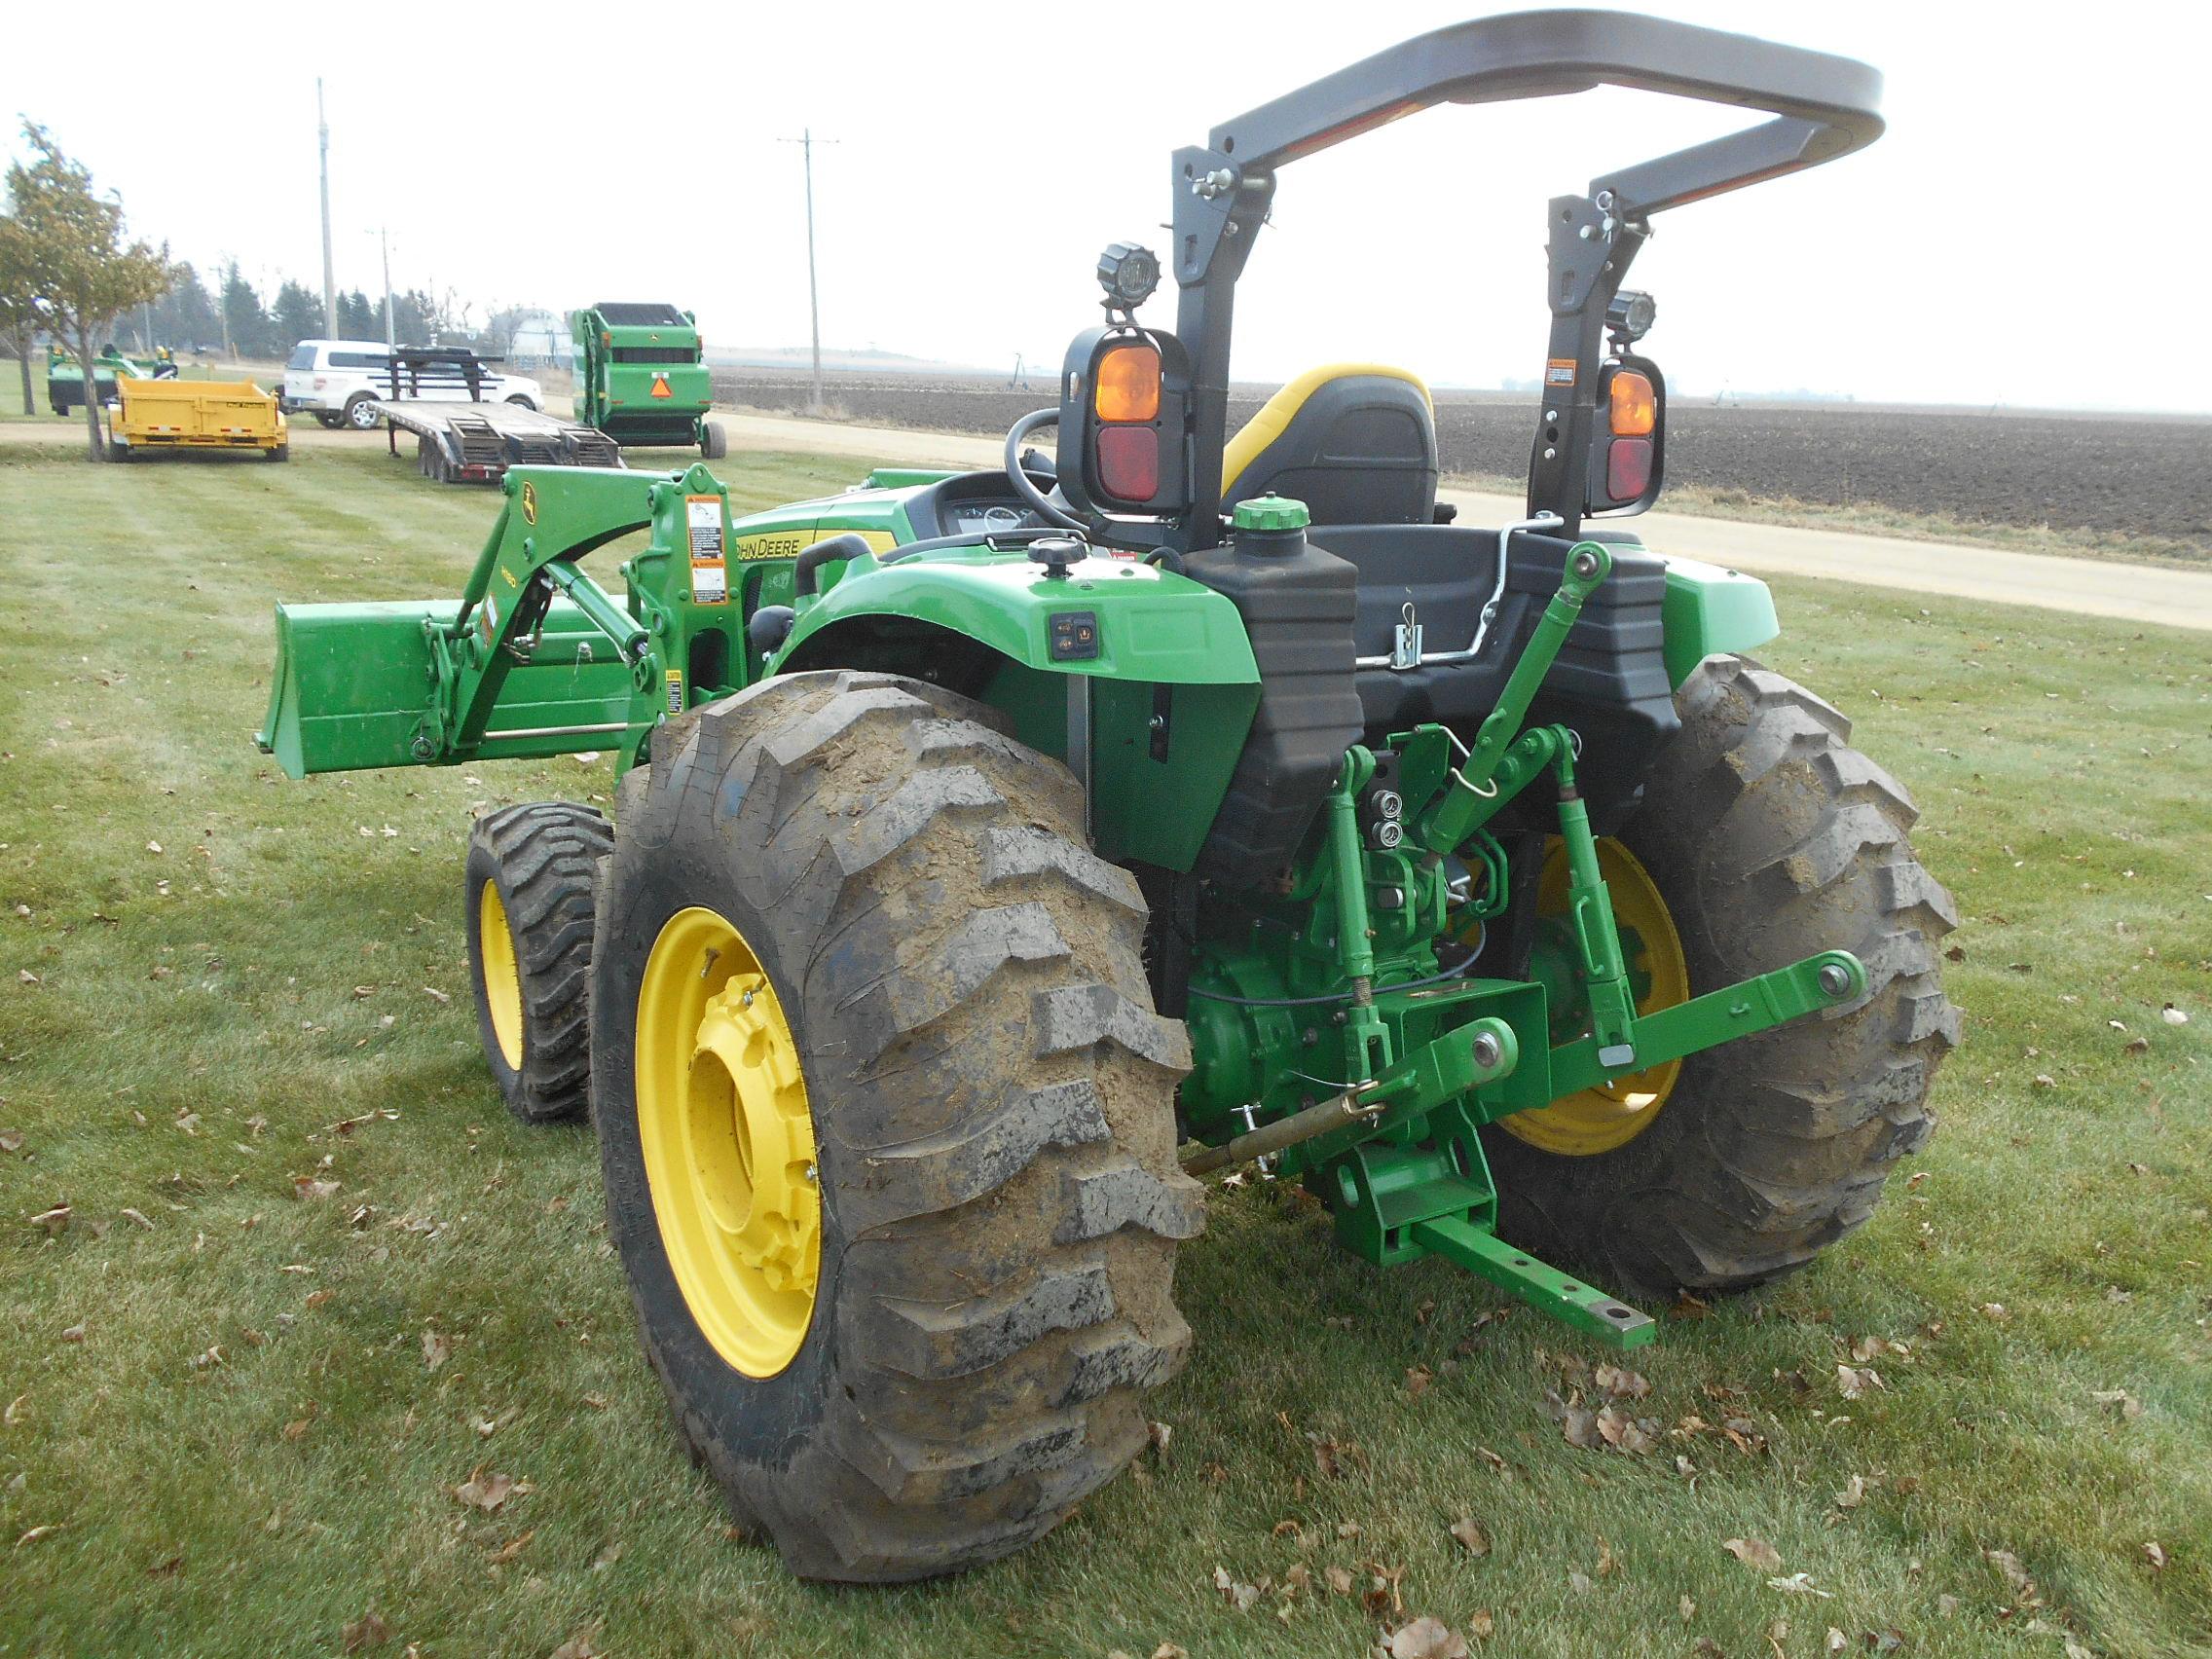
left=1, top=437, right=2207, bottom=1659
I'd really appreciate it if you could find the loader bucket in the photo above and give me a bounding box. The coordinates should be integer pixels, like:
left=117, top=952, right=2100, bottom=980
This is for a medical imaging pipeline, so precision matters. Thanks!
left=256, top=599, right=639, bottom=778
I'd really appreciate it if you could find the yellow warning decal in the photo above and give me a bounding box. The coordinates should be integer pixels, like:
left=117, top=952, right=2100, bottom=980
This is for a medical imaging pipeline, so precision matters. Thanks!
left=521, top=480, right=538, bottom=523
left=733, top=528, right=899, bottom=563
left=665, top=670, right=685, bottom=715
left=1544, top=358, right=1578, bottom=387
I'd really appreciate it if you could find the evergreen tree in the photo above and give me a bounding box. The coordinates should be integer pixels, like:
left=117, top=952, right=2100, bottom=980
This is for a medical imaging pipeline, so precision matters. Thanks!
left=270, top=278, right=325, bottom=352
left=218, top=260, right=271, bottom=358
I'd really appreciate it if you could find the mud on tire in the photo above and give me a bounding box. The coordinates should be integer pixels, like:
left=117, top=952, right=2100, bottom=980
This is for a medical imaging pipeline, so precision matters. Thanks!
left=1487, top=654, right=1960, bottom=1297
left=591, top=669, right=1202, bottom=1582
left=464, top=801, right=613, bottom=1124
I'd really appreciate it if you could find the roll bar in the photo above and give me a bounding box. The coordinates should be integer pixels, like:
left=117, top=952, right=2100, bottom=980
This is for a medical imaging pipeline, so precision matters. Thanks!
left=1166, top=10, right=1884, bottom=545
left=1207, top=9, right=1882, bottom=213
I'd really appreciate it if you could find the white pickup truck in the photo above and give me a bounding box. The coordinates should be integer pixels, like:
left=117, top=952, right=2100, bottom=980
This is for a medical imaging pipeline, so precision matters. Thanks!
left=282, top=341, right=542, bottom=430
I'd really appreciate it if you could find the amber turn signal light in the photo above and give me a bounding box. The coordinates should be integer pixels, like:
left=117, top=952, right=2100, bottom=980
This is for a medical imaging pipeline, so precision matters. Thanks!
left=1093, top=345, right=1161, bottom=424
left=1608, top=370, right=1656, bottom=436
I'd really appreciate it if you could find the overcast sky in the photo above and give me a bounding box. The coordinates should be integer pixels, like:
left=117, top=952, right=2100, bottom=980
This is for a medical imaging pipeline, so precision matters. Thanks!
left=9, top=2, right=2205, bottom=412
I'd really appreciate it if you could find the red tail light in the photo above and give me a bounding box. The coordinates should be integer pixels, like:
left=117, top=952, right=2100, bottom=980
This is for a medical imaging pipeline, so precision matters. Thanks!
left=1095, top=425, right=1160, bottom=500
left=1606, top=436, right=1653, bottom=500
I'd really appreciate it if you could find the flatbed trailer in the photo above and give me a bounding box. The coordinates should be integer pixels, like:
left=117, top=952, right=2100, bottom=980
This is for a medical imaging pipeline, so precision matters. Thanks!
left=376, top=398, right=624, bottom=485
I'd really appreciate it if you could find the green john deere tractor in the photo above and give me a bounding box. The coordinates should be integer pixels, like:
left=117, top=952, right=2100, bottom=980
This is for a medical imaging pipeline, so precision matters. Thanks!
left=570, top=302, right=725, bottom=459
left=258, top=12, right=1956, bottom=1582
left=46, top=343, right=172, bottom=416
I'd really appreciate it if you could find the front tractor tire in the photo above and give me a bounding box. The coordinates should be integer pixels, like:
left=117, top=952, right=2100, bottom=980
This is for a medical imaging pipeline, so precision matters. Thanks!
left=464, top=802, right=614, bottom=1124
left=591, top=670, right=1201, bottom=1582
left=1487, top=655, right=1960, bottom=1298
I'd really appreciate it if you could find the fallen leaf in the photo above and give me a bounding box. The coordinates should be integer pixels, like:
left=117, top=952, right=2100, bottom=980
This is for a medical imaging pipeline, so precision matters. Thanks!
left=342, top=1611, right=390, bottom=1651
left=2143, top=1540, right=2168, bottom=1570
left=1983, top=1546, right=2043, bottom=1608
left=488, top=1530, right=535, bottom=1566
left=547, top=1628, right=600, bottom=1659
left=1680, top=1595, right=1696, bottom=1622
left=1724, top=1537, right=1784, bottom=1572
left=120, top=1207, right=152, bottom=1230
left=1594, top=1363, right=1650, bottom=1399
left=0, top=1129, right=22, bottom=1154
left=292, top=1175, right=341, bottom=1201
left=1387, top=1615, right=1468, bottom=1659
left=1147, top=1419, right=1172, bottom=1459
left=1211, top=1565, right=1262, bottom=1612
left=29, top=1204, right=69, bottom=1236
left=1766, top=1572, right=1832, bottom=1598
left=5, top=1394, right=27, bottom=1426
left=2090, top=1387, right=2144, bottom=1420
left=1833, top=1475, right=1866, bottom=1509
left=422, top=1330, right=453, bottom=1371
left=2162, top=1005, right=2189, bottom=1026
left=591, top=1540, right=623, bottom=1572
left=1325, top=1565, right=1355, bottom=1596
left=1825, top=1629, right=1847, bottom=1654
left=1468, top=1608, right=1493, bottom=1639
left=1449, top=1516, right=1491, bottom=1556
left=452, top=1467, right=529, bottom=1514
left=1405, top=1365, right=1433, bottom=1400
left=304, top=1290, right=334, bottom=1310
left=15, top=1524, right=61, bottom=1548
left=1567, top=1568, right=1594, bottom=1594
left=1836, top=1364, right=1883, bottom=1400
left=1151, top=1647, right=1188, bottom=1659
left=423, top=986, right=451, bottom=1005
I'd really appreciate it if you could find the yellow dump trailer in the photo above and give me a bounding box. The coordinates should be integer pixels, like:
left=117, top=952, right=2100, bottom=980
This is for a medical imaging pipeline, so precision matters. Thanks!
left=106, top=377, right=288, bottom=461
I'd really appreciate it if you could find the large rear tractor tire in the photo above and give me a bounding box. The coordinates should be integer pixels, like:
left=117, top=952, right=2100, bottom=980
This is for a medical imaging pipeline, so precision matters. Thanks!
left=591, top=669, right=1200, bottom=1581
left=1486, top=655, right=1959, bottom=1298
left=464, top=802, right=614, bottom=1124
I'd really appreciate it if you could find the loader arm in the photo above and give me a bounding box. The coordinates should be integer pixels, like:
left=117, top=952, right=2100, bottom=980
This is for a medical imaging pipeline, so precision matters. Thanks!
left=257, top=466, right=737, bottom=778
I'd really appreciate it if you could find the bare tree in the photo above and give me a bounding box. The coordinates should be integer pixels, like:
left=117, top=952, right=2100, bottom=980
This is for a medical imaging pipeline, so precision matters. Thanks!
left=8, top=122, right=172, bottom=460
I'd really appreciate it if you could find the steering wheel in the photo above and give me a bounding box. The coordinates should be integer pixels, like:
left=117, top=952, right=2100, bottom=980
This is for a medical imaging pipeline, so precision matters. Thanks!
left=1003, top=410, right=1086, bottom=532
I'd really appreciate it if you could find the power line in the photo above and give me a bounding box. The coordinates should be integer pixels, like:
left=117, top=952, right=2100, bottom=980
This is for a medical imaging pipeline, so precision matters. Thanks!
left=778, top=130, right=837, bottom=415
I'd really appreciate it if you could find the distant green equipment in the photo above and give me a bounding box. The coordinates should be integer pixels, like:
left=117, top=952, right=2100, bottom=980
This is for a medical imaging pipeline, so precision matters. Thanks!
left=569, top=303, right=724, bottom=458
left=47, top=345, right=173, bottom=416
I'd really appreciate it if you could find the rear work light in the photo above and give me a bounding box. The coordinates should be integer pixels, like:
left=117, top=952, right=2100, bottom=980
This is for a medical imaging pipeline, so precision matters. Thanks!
left=1093, top=345, right=1161, bottom=423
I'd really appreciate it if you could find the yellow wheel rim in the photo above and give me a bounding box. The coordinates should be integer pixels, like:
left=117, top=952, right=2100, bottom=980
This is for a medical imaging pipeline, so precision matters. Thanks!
left=1501, top=837, right=1690, bottom=1157
left=477, top=879, right=525, bottom=1071
left=635, top=906, right=821, bottom=1379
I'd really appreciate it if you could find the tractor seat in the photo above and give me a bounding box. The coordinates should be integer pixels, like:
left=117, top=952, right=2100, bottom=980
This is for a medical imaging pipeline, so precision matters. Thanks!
left=1221, top=364, right=1439, bottom=526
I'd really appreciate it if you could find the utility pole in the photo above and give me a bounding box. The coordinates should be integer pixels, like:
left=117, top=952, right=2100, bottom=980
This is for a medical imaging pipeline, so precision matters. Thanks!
left=317, top=79, right=337, bottom=336
left=379, top=228, right=394, bottom=352
left=779, top=129, right=837, bottom=414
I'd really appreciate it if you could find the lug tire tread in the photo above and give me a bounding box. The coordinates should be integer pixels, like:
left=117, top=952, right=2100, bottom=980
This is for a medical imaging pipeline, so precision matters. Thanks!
left=466, top=801, right=614, bottom=1124
left=595, top=670, right=1198, bottom=1582
left=1487, top=654, right=1959, bottom=1297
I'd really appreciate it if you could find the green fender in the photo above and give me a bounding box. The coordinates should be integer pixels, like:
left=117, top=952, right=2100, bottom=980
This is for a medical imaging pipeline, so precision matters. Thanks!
left=773, top=546, right=1262, bottom=871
